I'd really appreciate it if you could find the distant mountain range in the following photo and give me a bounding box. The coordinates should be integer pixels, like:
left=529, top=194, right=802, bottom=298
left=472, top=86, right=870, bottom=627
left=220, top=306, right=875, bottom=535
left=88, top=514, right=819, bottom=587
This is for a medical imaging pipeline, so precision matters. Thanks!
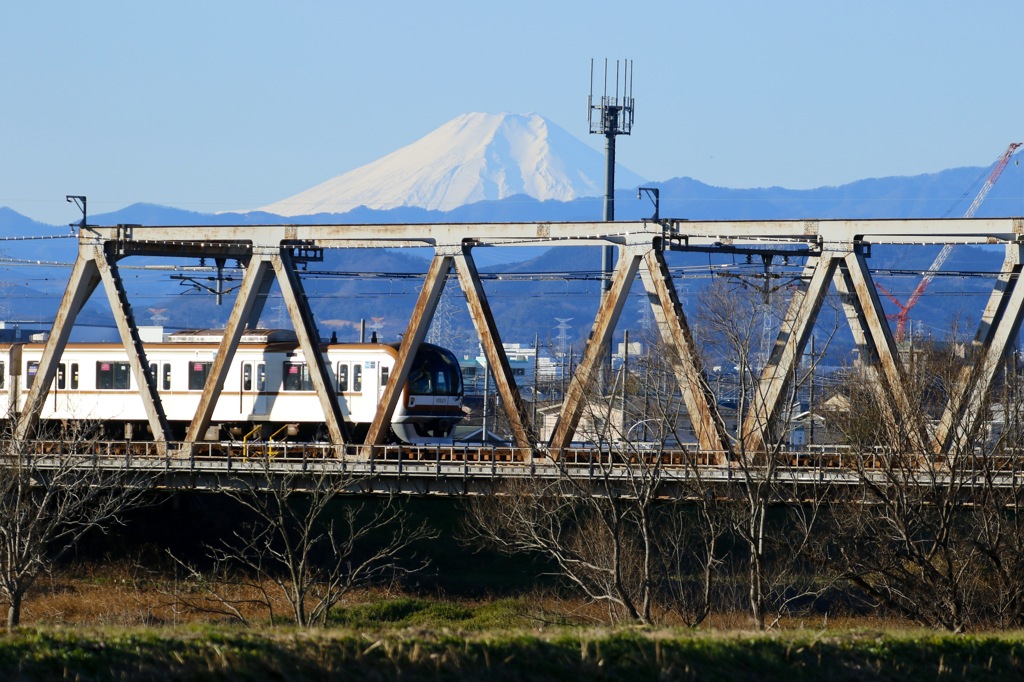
left=0, top=113, right=1021, bottom=350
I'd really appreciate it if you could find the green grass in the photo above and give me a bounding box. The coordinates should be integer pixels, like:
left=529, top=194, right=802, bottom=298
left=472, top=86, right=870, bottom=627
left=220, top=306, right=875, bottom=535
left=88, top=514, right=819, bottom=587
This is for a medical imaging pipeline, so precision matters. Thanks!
left=1, top=625, right=1023, bottom=681
left=329, top=595, right=540, bottom=631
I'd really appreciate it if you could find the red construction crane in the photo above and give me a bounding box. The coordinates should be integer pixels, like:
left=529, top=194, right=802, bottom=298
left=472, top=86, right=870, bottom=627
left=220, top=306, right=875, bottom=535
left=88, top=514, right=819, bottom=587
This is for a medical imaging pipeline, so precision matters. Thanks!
left=880, top=142, right=1022, bottom=342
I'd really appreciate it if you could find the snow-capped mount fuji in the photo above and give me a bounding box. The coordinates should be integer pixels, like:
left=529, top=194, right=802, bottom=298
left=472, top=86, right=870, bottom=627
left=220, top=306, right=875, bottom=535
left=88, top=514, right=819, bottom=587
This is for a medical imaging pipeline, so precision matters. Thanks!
left=253, top=112, right=646, bottom=216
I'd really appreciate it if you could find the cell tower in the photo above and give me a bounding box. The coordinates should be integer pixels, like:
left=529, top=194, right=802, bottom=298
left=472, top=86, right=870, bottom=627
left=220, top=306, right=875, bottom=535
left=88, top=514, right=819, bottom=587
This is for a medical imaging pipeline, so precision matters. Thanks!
left=589, top=59, right=634, bottom=284
left=589, top=58, right=634, bottom=228
left=589, top=58, right=634, bottom=385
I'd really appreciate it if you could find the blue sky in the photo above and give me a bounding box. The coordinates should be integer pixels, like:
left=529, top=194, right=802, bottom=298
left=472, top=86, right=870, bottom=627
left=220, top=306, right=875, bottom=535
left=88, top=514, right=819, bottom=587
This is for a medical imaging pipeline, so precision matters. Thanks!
left=2, top=1, right=1023, bottom=225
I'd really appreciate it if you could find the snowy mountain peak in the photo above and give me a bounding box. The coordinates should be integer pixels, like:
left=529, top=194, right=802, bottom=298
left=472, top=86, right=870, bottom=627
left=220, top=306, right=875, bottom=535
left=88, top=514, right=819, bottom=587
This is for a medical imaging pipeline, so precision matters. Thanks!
left=254, top=112, right=646, bottom=216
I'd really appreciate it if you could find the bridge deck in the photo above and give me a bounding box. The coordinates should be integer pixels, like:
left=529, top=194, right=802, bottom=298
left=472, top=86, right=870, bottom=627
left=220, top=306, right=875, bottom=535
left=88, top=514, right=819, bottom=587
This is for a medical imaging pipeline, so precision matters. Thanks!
left=11, top=440, right=1024, bottom=497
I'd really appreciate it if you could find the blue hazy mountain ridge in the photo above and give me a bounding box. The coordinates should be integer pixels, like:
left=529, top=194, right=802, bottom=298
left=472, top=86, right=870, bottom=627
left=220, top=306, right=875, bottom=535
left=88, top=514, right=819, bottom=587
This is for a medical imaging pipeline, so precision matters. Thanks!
left=0, top=207, right=69, bottom=235
left=0, top=160, right=1020, bottom=344
left=63, top=162, right=1024, bottom=224
left=652, top=166, right=1024, bottom=220
left=0, top=209, right=88, bottom=332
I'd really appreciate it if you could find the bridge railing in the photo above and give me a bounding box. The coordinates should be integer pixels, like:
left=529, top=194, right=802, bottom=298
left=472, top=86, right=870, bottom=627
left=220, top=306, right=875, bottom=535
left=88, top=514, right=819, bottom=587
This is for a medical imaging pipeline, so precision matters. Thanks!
left=7, top=439, right=1024, bottom=478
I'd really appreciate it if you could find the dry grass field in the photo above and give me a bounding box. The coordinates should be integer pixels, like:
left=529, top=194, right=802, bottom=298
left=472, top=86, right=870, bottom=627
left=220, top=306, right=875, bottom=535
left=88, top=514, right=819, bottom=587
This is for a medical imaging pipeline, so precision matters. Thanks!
left=19, top=560, right=897, bottom=632
left=0, top=563, right=1020, bottom=680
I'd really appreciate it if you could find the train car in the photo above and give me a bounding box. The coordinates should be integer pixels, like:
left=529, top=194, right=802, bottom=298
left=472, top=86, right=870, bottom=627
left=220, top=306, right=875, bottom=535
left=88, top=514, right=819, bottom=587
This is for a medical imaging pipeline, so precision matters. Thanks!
left=0, top=328, right=464, bottom=444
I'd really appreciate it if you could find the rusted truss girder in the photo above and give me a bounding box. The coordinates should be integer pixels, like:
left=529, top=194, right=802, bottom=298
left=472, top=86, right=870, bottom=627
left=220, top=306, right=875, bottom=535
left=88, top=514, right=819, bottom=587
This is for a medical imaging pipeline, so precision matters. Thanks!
left=935, top=244, right=1024, bottom=453
left=742, top=254, right=839, bottom=453
left=15, top=218, right=1024, bottom=459
left=833, top=249, right=928, bottom=453
left=639, top=249, right=731, bottom=459
left=364, top=253, right=453, bottom=448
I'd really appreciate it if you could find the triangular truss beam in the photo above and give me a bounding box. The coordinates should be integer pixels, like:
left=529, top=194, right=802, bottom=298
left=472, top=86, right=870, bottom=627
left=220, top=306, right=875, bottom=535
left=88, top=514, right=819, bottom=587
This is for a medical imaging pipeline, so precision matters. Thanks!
left=17, top=218, right=1024, bottom=460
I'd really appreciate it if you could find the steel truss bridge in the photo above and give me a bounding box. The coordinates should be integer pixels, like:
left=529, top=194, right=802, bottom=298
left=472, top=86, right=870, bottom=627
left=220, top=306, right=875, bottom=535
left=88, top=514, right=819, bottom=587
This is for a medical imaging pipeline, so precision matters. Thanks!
left=13, top=441, right=1024, bottom=497
left=13, top=218, right=1024, bottom=480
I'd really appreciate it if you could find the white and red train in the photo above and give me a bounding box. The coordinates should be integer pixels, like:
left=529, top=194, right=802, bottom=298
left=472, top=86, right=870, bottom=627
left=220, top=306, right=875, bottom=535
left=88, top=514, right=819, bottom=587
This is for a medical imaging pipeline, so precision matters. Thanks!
left=0, top=329, right=464, bottom=444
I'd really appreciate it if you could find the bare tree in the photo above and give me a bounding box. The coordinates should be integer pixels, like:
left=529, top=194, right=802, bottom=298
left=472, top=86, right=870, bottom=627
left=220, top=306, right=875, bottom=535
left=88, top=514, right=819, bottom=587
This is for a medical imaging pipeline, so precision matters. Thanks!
left=173, top=454, right=434, bottom=628
left=826, top=334, right=1024, bottom=632
left=695, top=274, right=840, bottom=629
left=464, top=459, right=644, bottom=623
left=465, top=337, right=729, bottom=626
left=649, top=480, right=729, bottom=627
left=0, top=423, right=151, bottom=629
left=625, top=333, right=731, bottom=627
left=969, top=449, right=1024, bottom=629
left=466, top=266, right=841, bottom=629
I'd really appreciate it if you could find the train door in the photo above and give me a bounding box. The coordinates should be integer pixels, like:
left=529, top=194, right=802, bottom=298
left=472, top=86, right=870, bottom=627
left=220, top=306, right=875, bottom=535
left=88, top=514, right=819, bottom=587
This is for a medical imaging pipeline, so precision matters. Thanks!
left=240, top=361, right=268, bottom=416
left=53, top=362, right=68, bottom=412
left=149, top=362, right=171, bottom=391
left=363, top=360, right=377, bottom=400
left=335, top=361, right=349, bottom=416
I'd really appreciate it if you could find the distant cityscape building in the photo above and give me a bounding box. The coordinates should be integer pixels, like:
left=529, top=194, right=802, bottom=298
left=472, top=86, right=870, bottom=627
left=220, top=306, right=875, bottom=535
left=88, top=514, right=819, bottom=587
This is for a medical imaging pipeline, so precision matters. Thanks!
left=459, top=342, right=563, bottom=396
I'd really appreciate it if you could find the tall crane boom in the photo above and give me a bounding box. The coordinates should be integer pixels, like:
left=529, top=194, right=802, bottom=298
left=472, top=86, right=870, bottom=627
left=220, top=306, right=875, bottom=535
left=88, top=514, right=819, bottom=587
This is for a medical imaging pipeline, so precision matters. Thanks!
left=964, top=142, right=1022, bottom=219
left=886, top=142, right=1022, bottom=341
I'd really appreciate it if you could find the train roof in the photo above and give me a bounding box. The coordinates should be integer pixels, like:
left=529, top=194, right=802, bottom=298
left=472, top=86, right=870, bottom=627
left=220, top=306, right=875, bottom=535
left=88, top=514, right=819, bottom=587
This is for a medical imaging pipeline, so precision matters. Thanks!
left=0, top=330, right=450, bottom=359
left=167, top=328, right=298, bottom=344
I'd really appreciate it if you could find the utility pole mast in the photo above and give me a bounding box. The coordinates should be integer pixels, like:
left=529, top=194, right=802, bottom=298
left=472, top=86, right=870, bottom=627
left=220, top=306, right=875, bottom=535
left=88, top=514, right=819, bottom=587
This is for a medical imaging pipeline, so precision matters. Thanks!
left=589, top=58, right=634, bottom=387
left=589, top=58, right=634, bottom=267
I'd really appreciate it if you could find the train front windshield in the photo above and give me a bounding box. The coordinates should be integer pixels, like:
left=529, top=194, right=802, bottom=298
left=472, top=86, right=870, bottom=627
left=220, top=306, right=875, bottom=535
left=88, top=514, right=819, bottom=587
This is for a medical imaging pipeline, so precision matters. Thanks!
left=408, top=346, right=463, bottom=396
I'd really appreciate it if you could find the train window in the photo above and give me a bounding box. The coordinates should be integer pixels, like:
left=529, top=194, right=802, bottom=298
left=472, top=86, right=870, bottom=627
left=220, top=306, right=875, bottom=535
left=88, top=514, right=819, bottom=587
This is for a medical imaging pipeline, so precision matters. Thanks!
left=70, top=363, right=79, bottom=390
left=188, top=361, right=211, bottom=390
left=380, top=365, right=389, bottom=387
left=162, top=363, right=171, bottom=391
left=0, top=362, right=4, bottom=389
left=337, top=363, right=348, bottom=392
left=26, top=361, right=39, bottom=388
left=96, top=361, right=130, bottom=390
left=283, top=362, right=313, bottom=391
left=256, top=363, right=266, bottom=392
left=409, top=368, right=428, bottom=394
left=352, top=364, right=362, bottom=392
left=57, top=363, right=66, bottom=389
left=242, top=363, right=252, bottom=391
left=148, top=363, right=156, bottom=386
left=409, top=348, right=462, bottom=396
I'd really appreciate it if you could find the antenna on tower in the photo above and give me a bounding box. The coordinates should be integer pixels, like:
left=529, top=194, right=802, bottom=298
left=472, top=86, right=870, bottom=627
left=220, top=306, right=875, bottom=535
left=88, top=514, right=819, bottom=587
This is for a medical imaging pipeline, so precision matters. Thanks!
left=588, top=58, right=634, bottom=224
left=589, top=58, right=634, bottom=387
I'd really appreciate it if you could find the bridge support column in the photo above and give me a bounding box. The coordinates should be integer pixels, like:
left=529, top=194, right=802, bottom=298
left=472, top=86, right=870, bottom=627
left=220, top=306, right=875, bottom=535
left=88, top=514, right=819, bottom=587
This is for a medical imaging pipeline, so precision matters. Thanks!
left=935, top=244, right=1024, bottom=453
left=183, top=253, right=316, bottom=451
left=97, top=251, right=171, bottom=445
left=365, top=253, right=453, bottom=449
left=16, top=250, right=101, bottom=442
left=549, top=245, right=642, bottom=452
left=639, top=249, right=730, bottom=461
left=271, top=249, right=349, bottom=448
left=454, top=247, right=537, bottom=453
left=742, top=253, right=837, bottom=453
left=834, top=249, right=927, bottom=453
